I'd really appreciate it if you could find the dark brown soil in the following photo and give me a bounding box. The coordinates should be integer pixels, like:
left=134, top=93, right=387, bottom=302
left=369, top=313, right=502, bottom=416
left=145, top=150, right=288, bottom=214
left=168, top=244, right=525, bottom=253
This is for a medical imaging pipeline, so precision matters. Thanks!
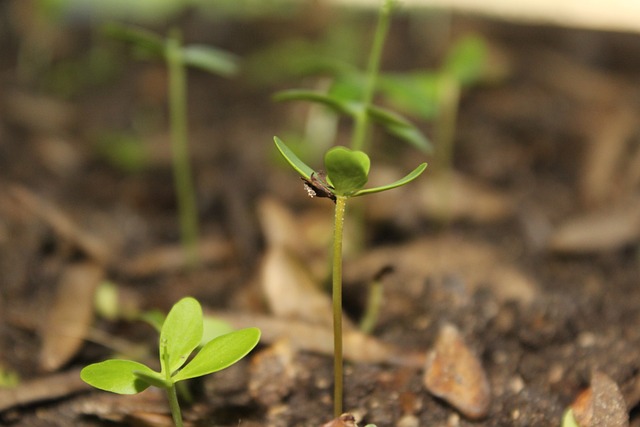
left=1, top=3, right=640, bottom=426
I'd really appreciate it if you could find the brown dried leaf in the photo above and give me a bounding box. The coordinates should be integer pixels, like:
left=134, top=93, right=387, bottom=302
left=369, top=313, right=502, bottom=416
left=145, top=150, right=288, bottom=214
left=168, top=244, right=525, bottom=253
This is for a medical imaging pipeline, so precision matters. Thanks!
left=423, top=323, right=491, bottom=419
left=39, top=262, right=104, bottom=371
left=345, top=235, right=537, bottom=306
left=0, top=368, right=89, bottom=413
left=73, top=388, right=176, bottom=425
left=2, top=90, right=76, bottom=133
left=118, top=237, right=233, bottom=277
left=548, top=197, right=640, bottom=253
left=211, top=311, right=424, bottom=368
left=260, top=246, right=335, bottom=327
left=418, top=171, right=514, bottom=223
left=8, top=184, right=112, bottom=264
left=366, top=170, right=513, bottom=225
left=578, top=107, right=637, bottom=206
left=258, top=197, right=333, bottom=279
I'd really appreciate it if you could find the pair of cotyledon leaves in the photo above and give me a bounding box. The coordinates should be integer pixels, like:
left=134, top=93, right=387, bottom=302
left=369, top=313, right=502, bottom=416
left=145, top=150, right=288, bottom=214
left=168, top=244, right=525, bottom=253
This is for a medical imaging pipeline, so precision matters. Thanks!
left=80, top=297, right=260, bottom=394
left=104, top=23, right=238, bottom=77
left=274, top=137, right=427, bottom=198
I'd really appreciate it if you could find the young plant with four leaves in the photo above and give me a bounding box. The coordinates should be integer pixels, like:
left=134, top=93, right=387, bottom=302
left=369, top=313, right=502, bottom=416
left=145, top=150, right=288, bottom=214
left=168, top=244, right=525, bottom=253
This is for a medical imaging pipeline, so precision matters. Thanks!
left=81, top=297, right=260, bottom=427
left=273, top=0, right=429, bottom=418
left=105, top=23, right=238, bottom=266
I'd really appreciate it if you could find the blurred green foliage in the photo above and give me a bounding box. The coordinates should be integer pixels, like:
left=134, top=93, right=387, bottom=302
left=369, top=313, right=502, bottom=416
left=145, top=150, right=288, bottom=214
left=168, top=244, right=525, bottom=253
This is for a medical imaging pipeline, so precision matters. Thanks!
left=37, top=0, right=306, bottom=23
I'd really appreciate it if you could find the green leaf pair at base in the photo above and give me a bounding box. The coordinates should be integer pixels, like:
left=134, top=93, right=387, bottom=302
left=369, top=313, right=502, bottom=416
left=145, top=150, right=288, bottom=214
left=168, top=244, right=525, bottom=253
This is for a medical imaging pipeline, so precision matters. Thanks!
left=103, top=23, right=238, bottom=76
left=274, top=136, right=426, bottom=199
left=81, top=297, right=260, bottom=395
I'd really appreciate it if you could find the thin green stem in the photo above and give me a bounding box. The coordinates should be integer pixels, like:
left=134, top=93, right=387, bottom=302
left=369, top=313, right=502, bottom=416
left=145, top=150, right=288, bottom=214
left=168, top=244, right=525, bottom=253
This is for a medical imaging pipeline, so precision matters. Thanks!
left=162, top=340, right=183, bottom=427
left=434, top=74, right=460, bottom=223
left=332, top=195, right=347, bottom=417
left=351, top=0, right=395, bottom=151
left=166, top=384, right=184, bottom=427
left=435, top=74, right=460, bottom=176
left=166, top=28, right=199, bottom=267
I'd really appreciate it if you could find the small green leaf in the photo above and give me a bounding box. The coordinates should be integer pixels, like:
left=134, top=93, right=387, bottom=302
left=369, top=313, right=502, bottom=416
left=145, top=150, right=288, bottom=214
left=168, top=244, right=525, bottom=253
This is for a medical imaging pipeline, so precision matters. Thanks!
left=324, top=147, right=370, bottom=196
left=378, top=73, right=440, bottom=119
left=173, top=327, right=261, bottom=382
left=181, top=45, right=238, bottom=77
left=367, top=105, right=432, bottom=153
left=273, top=137, right=315, bottom=180
left=159, top=297, right=203, bottom=375
left=273, top=90, right=360, bottom=117
left=80, top=360, right=156, bottom=395
left=443, top=35, right=488, bottom=86
left=103, top=23, right=164, bottom=58
left=327, top=74, right=366, bottom=104
left=139, top=309, right=165, bottom=333
left=274, top=90, right=431, bottom=153
left=354, top=162, right=427, bottom=197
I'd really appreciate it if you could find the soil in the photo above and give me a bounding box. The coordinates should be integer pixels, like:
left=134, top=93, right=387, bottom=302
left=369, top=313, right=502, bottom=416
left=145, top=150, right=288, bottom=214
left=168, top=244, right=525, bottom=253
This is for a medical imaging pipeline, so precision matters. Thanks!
left=1, top=3, right=640, bottom=427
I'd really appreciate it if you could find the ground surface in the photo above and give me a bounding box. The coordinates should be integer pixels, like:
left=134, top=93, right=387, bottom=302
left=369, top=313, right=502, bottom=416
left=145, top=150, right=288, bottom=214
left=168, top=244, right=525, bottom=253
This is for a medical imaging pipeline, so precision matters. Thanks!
left=1, top=4, right=640, bottom=427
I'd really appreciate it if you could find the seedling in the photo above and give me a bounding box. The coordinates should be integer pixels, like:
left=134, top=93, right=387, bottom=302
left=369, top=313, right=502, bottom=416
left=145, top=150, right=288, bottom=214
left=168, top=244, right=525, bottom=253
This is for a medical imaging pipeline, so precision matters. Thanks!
left=273, top=1, right=429, bottom=418
left=273, top=0, right=431, bottom=155
left=274, top=137, right=425, bottom=416
left=379, top=34, right=490, bottom=175
left=104, top=23, right=238, bottom=266
left=81, top=297, right=260, bottom=427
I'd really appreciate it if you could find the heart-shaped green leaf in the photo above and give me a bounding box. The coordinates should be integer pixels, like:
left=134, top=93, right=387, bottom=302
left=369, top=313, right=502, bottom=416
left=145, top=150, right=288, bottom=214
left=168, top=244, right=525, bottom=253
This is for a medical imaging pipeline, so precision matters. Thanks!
left=324, top=147, right=370, bottom=196
left=273, top=136, right=315, bottom=180
left=354, top=162, right=427, bottom=197
left=80, top=360, right=156, bottom=395
left=159, top=297, right=203, bottom=375
left=173, top=327, right=261, bottom=382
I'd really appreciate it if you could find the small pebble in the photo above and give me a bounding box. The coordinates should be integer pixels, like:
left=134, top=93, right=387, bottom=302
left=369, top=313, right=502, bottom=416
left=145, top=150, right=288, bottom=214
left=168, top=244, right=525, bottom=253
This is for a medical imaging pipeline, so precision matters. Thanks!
left=571, top=371, right=628, bottom=427
left=321, top=413, right=358, bottom=427
left=423, top=323, right=491, bottom=419
left=396, top=414, right=419, bottom=427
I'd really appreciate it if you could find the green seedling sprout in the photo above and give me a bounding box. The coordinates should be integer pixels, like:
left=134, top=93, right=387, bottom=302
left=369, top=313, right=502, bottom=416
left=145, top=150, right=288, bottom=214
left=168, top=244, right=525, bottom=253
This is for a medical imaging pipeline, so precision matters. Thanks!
left=273, top=0, right=431, bottom=155
left=81, top=297, right=260, bottom=427
left=379, top=34, right=489, bottom=173
left=274, top=137, right=426, bottom=416
left=378, top=35, right=492, bottom=221
left=359, top=266, right=393, bottom=334
left=104, top=23, right=238, bottom=266
left=272, top=1, right=430, bottom=418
